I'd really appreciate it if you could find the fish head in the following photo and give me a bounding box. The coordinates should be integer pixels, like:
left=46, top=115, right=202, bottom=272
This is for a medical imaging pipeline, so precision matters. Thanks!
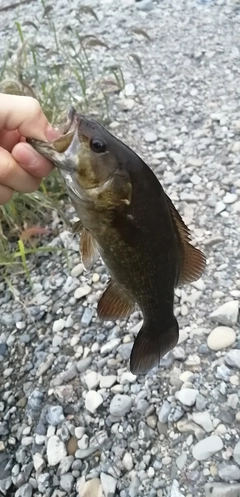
left=28, top=107, right=132, bottom=207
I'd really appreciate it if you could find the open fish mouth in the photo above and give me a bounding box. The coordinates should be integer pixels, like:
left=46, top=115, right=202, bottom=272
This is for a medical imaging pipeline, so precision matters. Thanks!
left=26, top=106, right=82, bottom=170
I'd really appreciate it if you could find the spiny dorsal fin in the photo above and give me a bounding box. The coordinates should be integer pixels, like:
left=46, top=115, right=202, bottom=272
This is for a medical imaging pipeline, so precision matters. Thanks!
left=72, top=219, right=83, bottom=234
left=166, top=194, right=206, bottom=285
left=80, top=228, right=99, bottom=270
left=97, top=279, right=135, bottom=320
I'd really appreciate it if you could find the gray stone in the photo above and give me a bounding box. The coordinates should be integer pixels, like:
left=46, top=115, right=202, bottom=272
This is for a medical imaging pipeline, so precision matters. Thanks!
left=205, top=482, right=240, bottom=497
left=100, top=338, right=121, bottom=355
left=218, top=464, right=240, bottom=482
left=210, top=301, right=239, bottom=327
left=176, top=452, right=187, bottom=470
left=192, top=412, right=214, bottom=433
left=233, top=441, right=240, bottom=465
left=100, top=473, right=117, bottom=496
left=109, top=394, right=132, bottom=416
left=170, top=479, right=184, bottom=497
left=192, top=435, right=223, bottom=461
left=58, top=455, right=74, bottom=475
left=76, top=357, right=92, bottom=372
left=60, top=473, right=74, bottom=492
left=158, top=401, right=171, bottom=423
left=144, top=131, right=158, bottom=143
left=15, top=483, right=33, bottom=497
left=45, top=405, right=65, bottom=425
left=118, top=343, right=133, bottom=360
left=175, top=388, right=199, bottom=407
left=0, top=477, right=12, bottom=496
left=225, top=349, right=240, bottom=370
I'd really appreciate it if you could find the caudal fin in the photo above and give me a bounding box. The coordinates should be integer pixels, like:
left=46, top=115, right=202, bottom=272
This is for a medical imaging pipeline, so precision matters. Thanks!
left=130, top=317, right=179, bottom=375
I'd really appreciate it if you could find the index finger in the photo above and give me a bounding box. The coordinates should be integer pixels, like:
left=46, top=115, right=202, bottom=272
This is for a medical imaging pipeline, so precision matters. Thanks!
left=0, top=93, right=59, bottom=141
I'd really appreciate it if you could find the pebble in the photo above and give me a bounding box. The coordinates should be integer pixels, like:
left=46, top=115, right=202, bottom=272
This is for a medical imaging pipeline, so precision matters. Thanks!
left=207, top=326, right=236, bottom=351
left=170, top=479, right=184, bottom=497
left=84, top=371, right=101, bottom=390
left=144, top=131, right=158, bottom=143
left=158, top=401, right=171, bottom=423
left=192, top=412, right=213, bottom=433
left=15, top=484, right=33, bottom=497
left=233, top=441, right=240, bottom=465
left=33, top=453, right=45, bottom=473
left=218, top=463, right=240, bottom=482
left=74, top=285, right=91, bottom=300
left=100, top=338, right=121, bottom=355
left=123, top=452, right=134, bottom=471
left=100, top=375, right=117, bottom=388
left=176, top=452, right=187, bottom=470
left=100, top=473, right=117, bottom=496
left=45, top=405, right=65, bottom=425
left=52, top=318, right=65, bottom=332
left=209, top=301, right=239, bottom=327
left=47, top=435, right=67, bottom=466
left=71, top=263, right=84, bottom=277
left=205, top=482, right=240, bottom=497
left=109, top=394, right=132, bottom=416
left=60, top=473, right=75, bottom=492
left=223, top=193, right=238, bottom=204
left=78, top=478, right=103, bottom=497
left=85, top=391, right=103, bottom=413
left=175, top=389, right=199, bottom=407
left=192, top=435, right=223, bottom=461
left=225, top=349, right=240, bottom=370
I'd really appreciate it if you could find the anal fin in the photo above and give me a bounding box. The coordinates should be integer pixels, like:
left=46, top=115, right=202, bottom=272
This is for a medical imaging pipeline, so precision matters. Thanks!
left=97, top=279, right=135, bottom=320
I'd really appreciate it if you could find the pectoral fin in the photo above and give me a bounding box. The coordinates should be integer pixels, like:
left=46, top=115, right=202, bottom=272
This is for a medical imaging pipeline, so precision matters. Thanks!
left=166, top=195, right=206, bottom=285
left=80, top=228, right=99, bottom=270
left=97, top=279, right=135, bottom=320
left=72, top=219, right=84, bottom=234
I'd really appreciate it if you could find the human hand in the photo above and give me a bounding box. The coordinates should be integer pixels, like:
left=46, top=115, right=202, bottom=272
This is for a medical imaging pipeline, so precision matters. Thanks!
left=0, top=94, right=59, bottom=205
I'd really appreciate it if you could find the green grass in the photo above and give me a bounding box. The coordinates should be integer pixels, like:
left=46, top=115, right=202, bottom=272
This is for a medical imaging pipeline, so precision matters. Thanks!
left=0, top=3, right=150, bottom=279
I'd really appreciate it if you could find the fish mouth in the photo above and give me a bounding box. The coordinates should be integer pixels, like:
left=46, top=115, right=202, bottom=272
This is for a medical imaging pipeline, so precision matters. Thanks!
left=27, top=106, right=82, bottom=172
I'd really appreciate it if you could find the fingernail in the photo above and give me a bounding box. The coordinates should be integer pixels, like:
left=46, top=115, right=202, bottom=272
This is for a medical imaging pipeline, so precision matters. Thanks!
left=45, top=124, right=61, bottom=141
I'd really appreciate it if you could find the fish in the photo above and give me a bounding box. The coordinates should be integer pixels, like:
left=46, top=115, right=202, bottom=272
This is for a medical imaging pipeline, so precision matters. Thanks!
left=27, top=106, right=206, bottom=375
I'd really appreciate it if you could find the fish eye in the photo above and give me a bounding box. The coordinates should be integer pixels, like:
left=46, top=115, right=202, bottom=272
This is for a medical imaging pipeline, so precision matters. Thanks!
left=90, top=137, right=107, bottom=154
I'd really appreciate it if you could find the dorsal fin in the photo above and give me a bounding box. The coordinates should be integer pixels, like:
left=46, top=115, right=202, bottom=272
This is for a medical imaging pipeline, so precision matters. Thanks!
left=166, top=194, right=206, bottom=285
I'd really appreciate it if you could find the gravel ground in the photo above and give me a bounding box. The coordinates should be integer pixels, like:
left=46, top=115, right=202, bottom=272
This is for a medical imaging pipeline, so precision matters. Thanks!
left=1, top=0, right=240, bottom=496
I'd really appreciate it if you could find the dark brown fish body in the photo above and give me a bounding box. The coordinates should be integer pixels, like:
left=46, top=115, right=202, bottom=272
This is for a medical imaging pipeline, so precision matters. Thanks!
left=28, top=107, right=206, bottom=374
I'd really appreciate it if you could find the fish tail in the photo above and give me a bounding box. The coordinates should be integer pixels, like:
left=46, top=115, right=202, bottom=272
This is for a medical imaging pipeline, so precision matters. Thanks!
left=130, top=316, right=179, bottom=375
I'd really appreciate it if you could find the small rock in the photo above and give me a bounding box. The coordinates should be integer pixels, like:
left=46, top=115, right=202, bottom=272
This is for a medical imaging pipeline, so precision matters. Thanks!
left=85, top=391, right=103, bottom=414
left=192, top=412, right=214, bottom=433
left=100, top=375, right=117, bottom=389
left=215, top=201, right=226, bottom=215
left=15, top=484, right=33, bottom=497
left=100, top=473, right=117, bottom=496
left=71, top=263, right=84, bottom=278
left=58, top=455, right=74, bottom=475
left=223, top=193, right=238, bottom=204
left=78, top=478, right=103, bottom=497
left=210, top=301, right=239, bottom=327
left=33, top=453, right=45, bottom=473
left=233, top=441, right=240, bottom=465
left=123, top=452, right=134, bottom=471
left=225, top=349, right=240, bottom=370
left=84, top=371, right=101, bottom=390
left=45, top=405, right=65, bottom=426
left=205, top=482, right=240, bottom=497
left=100, top=338, right=121, bottom=355
left=74, top=285, right=91, bottom=300
left=207, top=326, right=236, bottom=351
left=218, top=463, right=240, bottom=482
left=175, top=389, right=199, bottom=407
left=176, top=452, right=187, bottom=470
left=53, top=319, right=65, bottom=332
left=60, top=473, right=74, bottom=492
left=170, top=479, right=184, bottom=497
left=144, top=131, right=158, bottom=143
left=158, top=401, right=171, bottom=423
left=192, top=435, right=223, bottom=461
left=109, top=394, right=132, bottom=416
left=47, top=436, right=67, bottom=466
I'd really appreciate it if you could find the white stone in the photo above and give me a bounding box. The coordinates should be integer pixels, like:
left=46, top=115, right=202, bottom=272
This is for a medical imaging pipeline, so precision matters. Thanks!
left=210, top=301, right=239, bottom=327
left=192, top=435, right=223, bottom=461
left=179, top=371, right=193, bottom=382
left=99, top=375, right=117, bottom=389
left=84, top=371, right=101, bottom=390
left=52, top=319, right=65, bottom=333
left=74, top=285, right=91, bottom=300
left=85, top=391, right=103, bottom=414
left=207, top=326, right=236, bottom=351
left=233, top=441, right=240, bottom=465
left=100, top=338, right=121, bottom=355
left=123, top=452, right=134, bottom=471
left=47, top=435, right=67, bottom=466
left=33, top=453, right=45, bottom=472
left=109, top=394, right=132, bottom=416
left=170, top=479, right=185, bottom=497
left=100, top=473, right=117, bottom=496
left=71, top=263, right=84, bottom=278
left=175, top=388, right=199, bottom=407
left=78, top=478, right=103, bottom=497
left=144, top=131, right=158, bottom=143
left=223, top=193, right=238, bottom=204
left=192, top=412, right=214, bottom=433
left=119, top=372, right=137, bottom=384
